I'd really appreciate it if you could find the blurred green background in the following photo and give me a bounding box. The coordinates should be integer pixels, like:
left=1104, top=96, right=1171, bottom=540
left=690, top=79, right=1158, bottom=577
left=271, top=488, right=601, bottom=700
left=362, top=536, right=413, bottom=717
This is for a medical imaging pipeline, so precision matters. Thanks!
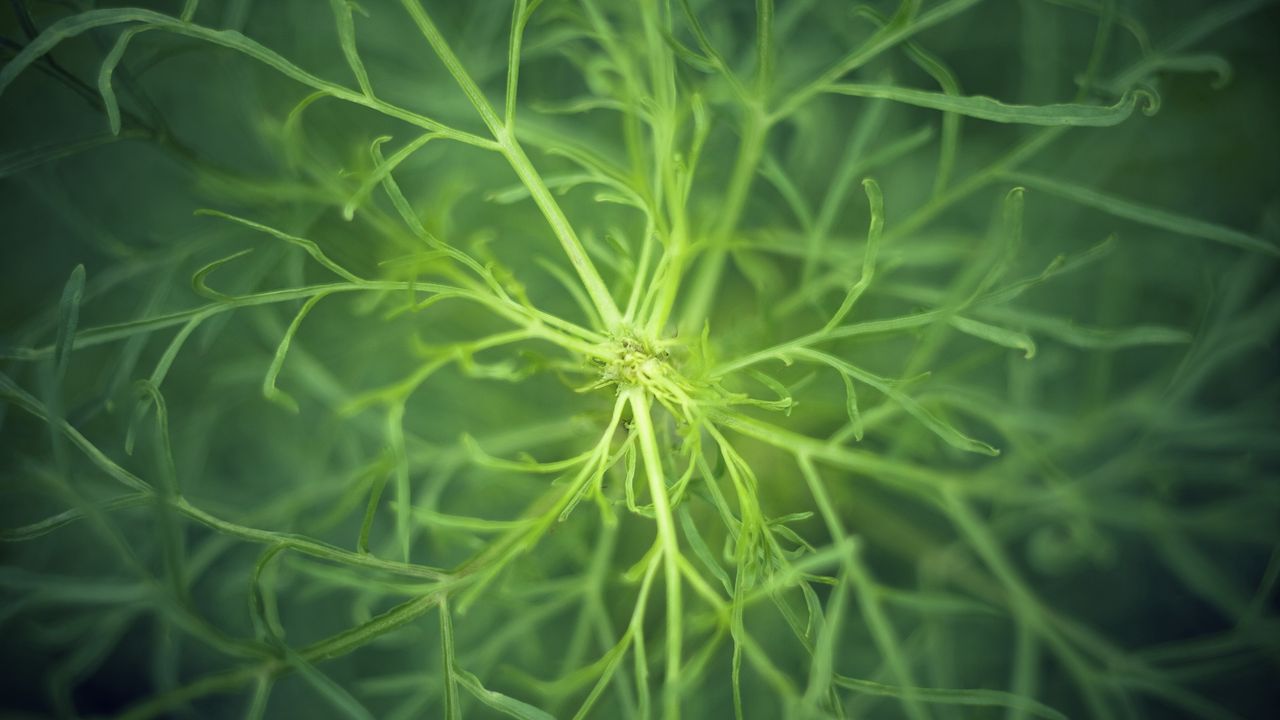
left=2, top=1, right=1278, bottom=718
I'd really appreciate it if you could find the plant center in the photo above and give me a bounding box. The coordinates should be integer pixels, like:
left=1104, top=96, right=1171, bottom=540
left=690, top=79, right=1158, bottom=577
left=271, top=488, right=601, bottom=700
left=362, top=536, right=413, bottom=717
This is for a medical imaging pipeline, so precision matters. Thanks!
left=591, top=330, right=686, bottom=399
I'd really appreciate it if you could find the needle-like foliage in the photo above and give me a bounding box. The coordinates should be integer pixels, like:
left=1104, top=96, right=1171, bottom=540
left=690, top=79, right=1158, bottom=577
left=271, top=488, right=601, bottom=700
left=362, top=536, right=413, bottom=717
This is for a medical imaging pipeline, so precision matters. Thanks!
left=2, top=1, right=1278, bottom=718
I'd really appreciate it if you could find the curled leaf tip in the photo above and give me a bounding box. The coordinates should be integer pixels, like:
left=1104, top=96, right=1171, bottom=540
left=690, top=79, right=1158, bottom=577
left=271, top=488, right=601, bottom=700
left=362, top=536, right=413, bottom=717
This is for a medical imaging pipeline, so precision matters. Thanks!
left=1133, top=87, right=1161, bottom=116
left=265, top=389, right=300, bottom=414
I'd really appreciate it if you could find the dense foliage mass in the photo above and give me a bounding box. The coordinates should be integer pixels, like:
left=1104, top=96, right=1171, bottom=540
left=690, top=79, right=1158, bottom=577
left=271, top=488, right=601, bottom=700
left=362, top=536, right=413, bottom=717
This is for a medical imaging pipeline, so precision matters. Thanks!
left=2, top=1, right=1278, bottom=718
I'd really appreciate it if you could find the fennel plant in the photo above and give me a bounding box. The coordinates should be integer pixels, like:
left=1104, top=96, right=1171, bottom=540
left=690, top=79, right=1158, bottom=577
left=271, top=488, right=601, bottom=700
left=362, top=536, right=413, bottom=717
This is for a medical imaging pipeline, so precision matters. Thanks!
left=2, top=1, right=1279, bottom=718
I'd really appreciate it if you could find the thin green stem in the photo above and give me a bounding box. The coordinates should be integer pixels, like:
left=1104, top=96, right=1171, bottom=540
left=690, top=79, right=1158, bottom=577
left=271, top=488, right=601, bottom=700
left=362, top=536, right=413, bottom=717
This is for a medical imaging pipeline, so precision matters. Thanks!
left=664, top=106, right=769, bottom=334
left=628, top=389, right=684, bottom=719
left=399, top=0, right=622, bottom=329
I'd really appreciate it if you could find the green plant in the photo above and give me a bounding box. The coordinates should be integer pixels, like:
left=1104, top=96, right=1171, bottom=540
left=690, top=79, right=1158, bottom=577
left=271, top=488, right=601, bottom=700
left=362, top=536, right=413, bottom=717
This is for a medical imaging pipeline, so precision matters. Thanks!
left=2, top=0, right=1278, bottom=718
